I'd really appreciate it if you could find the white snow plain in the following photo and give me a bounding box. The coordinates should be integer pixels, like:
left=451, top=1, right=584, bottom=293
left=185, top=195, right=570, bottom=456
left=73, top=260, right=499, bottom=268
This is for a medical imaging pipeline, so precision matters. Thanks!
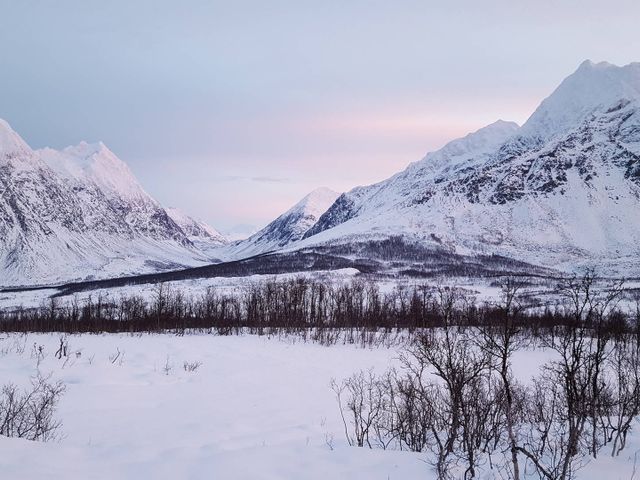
left=1, top=333, right=638, bottom=480
left=0, top=333, right=423, bottom=480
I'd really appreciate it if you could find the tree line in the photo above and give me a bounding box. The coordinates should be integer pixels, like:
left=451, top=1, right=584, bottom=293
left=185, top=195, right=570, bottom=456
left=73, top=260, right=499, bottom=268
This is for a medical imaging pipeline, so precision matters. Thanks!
left=0, top=275, right=638, bottom=342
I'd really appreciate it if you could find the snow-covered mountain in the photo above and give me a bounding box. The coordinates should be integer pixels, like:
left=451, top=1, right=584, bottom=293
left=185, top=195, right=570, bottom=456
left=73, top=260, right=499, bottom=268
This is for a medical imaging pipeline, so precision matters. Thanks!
left=0, top=122, right=216, bottom=286
left=299, top=61, right=640, bottom=275
left=4, top=59, right=638, bottom=285
left=41, top=141, right=150, bottom=201
left=223, top=187, right=340, bottom=258
left=166, top=207, right=228, bottom=257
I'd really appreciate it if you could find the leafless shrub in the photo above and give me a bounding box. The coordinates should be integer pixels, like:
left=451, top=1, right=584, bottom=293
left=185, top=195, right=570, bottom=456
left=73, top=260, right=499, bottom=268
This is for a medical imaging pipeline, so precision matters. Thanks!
left=183, top=360, right=202, bottom=373
left=8, top=335, right=28, bottom=356
left=331, top=369, right=385, bottom=448
left=389, top=366, right=439, bottom=453
left=408, top=326, right=494, bottom=479
left=31, top=342, right=46, bottom=368
left=107, top=348, right=125, bottom=366
left=55, top=336, right=69, bottom=359
left=0, top=374, right=65, bottom=442
left=163, top=355, right=173, bottom=375
left=478, top=277, right=528, bottom=480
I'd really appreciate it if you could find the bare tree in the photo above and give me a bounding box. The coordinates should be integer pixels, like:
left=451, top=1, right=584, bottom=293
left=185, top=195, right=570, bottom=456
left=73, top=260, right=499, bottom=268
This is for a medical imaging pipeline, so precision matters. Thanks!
left=407, top=287, right=490, bottom=479
left=607, top=336, right=640, bottom=456
left=479, top=277, right=526, bottom=480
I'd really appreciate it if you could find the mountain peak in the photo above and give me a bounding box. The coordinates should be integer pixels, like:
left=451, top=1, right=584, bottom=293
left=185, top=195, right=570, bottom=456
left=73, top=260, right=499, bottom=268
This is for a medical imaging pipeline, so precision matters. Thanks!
left=295, top=59, right=640, bottom=276
left=576, top=59, right=615, bottom=71
left=224, top=187, right=340, bottom=257
left=436, top=119, right=519, bottom=154
left=302, top=186, right=340, bottom=202
left=60, top=140, right=116, bottom=162
left=412, top=118, right=519, bottom=173
left=39, top=141, right=148, bottom=200
left=471, top=119, right=520, bottom=138
left=295, top=187, right=340, bottom=218
left=0, top=122, right=206, bottom=285
left=0, top=118, right=32, bottom=156
left=519, top=60, right=640, bottom=142
left=68, top=140, right=109, bottom=155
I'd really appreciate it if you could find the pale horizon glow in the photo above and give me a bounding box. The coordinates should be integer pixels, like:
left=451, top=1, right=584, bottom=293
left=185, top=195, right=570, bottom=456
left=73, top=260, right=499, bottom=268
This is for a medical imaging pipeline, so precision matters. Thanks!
left=1, top=0, right=639, bottom=231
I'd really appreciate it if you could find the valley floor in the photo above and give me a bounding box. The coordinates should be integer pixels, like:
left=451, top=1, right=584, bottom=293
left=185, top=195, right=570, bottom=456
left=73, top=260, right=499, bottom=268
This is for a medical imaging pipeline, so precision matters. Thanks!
left=0, top=269, right=505, bottom=311
left=1, top=333, right=638, bottom=479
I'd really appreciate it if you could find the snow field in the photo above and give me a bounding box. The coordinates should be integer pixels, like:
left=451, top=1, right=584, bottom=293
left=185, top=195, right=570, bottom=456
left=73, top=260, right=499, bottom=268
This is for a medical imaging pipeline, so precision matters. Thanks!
left=0, top=333, right=424, bottom=480
left=0, top=332, right=638, bottom=479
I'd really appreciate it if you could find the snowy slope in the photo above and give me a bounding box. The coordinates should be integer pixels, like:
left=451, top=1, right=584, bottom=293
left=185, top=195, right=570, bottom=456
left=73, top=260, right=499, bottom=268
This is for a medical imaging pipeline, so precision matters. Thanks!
left=299, top=61, right=640, bottom=275
left=519, top=60, right=640, bottom=143
left=0, top=122, right=214, bottom=286
left=0, top=118, right=31, bottom=156
left=40, top=141, right=150, bottom=201
left=223, top=187, right=340, bottom=258
left=166, top=207, right=228, bottom=257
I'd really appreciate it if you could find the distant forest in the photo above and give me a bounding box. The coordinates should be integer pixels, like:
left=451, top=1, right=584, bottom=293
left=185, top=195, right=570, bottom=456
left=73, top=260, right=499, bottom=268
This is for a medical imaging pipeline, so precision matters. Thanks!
left=1, top=274, right=638, bottom=341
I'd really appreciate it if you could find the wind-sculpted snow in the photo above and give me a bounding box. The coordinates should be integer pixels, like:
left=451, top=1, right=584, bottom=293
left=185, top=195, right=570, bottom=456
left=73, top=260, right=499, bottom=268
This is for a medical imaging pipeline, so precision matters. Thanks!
left=300, top=61, right=640, bottom=275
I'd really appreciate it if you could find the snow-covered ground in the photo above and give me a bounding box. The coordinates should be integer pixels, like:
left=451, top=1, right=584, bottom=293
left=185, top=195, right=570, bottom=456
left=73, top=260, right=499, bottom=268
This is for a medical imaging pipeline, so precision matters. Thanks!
left=0, top=269, right=364, bottom=311
left=1, top=333, right=638, bottom=479
left=1, top=267, right=632, bottom=314
left=0, top=333, right=423, bottom=480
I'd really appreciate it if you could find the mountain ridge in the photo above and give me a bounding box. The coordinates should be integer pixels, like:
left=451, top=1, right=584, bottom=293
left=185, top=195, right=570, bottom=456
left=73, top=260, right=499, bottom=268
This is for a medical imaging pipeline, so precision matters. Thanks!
left=295, top=60, right=640, bottom=275
left=0, top=123, right=226, bottom=286
left=3, top=59, right=639, bottom=284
